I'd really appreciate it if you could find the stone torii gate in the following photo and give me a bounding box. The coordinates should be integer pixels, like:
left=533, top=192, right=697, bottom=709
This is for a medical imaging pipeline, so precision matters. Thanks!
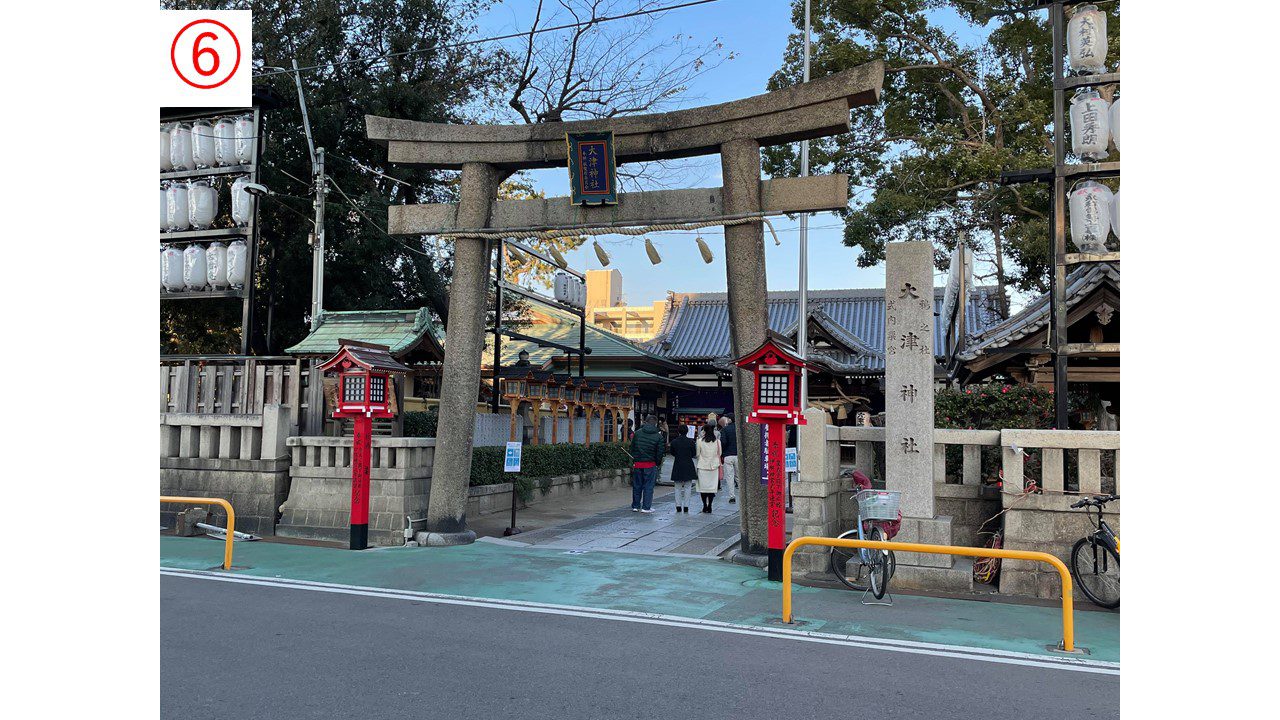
left=366, top=61, right=883, bottom=550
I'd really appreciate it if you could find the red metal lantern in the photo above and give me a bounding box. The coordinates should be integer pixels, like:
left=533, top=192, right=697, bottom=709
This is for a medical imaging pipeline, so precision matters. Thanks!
left=733, top=334, right=813, bottom=580
left=317, top=341, right=409, bottom=550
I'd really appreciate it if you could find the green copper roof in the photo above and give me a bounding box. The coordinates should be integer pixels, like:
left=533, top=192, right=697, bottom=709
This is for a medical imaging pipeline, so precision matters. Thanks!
left=285, top=308, right=444, bottom=359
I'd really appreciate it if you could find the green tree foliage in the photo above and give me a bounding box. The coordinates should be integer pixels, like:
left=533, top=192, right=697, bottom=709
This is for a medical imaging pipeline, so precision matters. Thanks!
left=161, top=0, right=504, bottom=354
left=765, top=1, right=1121, bottom=313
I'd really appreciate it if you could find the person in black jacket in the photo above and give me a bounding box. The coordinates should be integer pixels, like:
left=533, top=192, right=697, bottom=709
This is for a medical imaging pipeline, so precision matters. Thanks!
left=667, top=423, right=697, bottom=513
left=719, top=414, right=739, bottom=503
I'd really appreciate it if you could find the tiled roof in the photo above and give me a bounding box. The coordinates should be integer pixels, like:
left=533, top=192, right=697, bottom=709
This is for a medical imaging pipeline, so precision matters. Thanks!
left=647, top=286, right=1002, bottom=372
left=285, top=308, right=444, bottom=359
left=497, top=305, right=685, bottom=373
left=957, top=263, right=1119, bottom=362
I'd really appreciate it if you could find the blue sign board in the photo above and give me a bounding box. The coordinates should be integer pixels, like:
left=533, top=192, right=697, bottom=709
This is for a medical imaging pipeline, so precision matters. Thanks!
left=566, top=131, right=618, bottom=205
left=785, top=448, right=798, bottom=474
left=504, top=442, right=522, bottom=473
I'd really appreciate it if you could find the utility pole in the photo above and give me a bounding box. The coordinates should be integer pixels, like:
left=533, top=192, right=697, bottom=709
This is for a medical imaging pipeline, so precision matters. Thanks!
left=290, top=57, right=325, bottom=329
left=797, top=0, right=812, bottom=409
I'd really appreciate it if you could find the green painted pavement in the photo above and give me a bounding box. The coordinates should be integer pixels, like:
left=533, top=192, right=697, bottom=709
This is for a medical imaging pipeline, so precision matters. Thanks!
left=160, top=536, right=1119, bottom=663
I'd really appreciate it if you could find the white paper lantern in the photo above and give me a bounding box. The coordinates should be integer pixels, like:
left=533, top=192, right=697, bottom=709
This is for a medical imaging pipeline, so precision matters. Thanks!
left=160, top=186, right=169, bottom=230
left=234, top=115, right=255, bottom=164
left=187, top=180, right=219, bottom=229
left=192, top=120, right=216, bottom=168
left=1067, top=4, right=1107, bottom=74
left=213, top=118, right=236, bottom=166
left=160, top=125, right=172, bottom=171
left=169, top=123, right=195, bottom=171
left=1069, top=88, right=1110, bottom=161
left=161, top=246, right=184, bottom=291
left=1109, top=97, right=1120, bottom=152
left=183, top=244, right=208, bottom=290
left=1111, top=189, right=1120, bottom=239
left=231, top=176, right=253, bottom=225
left=206, top=241, right=229, bottom=289
left=166, top=182, right=190, bottom=231
left=1069, top=180, right=1113, bottom=254
left=226, top=240, right=248, bottom=287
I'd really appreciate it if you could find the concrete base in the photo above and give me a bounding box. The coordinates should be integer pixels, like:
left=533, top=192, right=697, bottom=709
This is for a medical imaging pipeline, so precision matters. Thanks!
left=891, top=558, right=975, bottom=594
left=726, top=549, right=769, bottom=568
left=893, top=516, right=958, bottom=568
left=416, top=530, right=477, bottom=547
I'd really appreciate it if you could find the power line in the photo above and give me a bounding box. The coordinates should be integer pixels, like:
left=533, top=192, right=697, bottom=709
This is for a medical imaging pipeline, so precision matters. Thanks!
left=326, top=175, right=438, bottom=260
left=254, top=0, right=725, bottom=79
left=328, top=152, right=414, bottom=188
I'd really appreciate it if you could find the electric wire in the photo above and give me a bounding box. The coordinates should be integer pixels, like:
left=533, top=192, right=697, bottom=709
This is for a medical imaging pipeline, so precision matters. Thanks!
left=253, top=0, right=725, bottom=79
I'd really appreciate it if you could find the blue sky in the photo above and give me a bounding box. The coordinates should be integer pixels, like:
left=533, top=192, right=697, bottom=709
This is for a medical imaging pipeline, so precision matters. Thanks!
left=472, top=0, right=987, bottom=307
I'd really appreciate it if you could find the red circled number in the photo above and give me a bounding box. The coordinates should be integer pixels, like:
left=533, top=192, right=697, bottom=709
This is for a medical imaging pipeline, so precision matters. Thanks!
left=170, top=19, right=241, bottom=90
left=192, top=32, right=221, bottom=77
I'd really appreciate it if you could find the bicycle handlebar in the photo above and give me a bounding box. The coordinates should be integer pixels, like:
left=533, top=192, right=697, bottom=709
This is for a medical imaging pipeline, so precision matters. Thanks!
left=1070, top=494, right=1119, bottom=509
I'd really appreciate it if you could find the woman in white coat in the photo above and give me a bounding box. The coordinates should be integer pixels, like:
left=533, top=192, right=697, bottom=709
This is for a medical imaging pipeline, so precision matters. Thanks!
left=694, top=421, right=722, bottom=513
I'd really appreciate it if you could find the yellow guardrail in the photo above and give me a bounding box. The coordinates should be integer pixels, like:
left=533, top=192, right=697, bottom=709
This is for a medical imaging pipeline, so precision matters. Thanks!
left=782, top=535, right=1078, bottom=653
left=161, top=496, right=236, bottom=570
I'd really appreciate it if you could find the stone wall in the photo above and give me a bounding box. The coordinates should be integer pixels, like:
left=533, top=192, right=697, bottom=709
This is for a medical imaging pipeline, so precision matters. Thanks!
left=160, top=405, right=291, bottom=536
left=278, top=437, right=435, bottom=547
left=935, top=483, right=1002, bottom=548
left=467, top=468, right=630, bottom=517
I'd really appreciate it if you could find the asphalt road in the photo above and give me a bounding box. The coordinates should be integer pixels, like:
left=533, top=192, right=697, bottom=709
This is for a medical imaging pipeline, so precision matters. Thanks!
left=162, top=575, right=1118, bottom=719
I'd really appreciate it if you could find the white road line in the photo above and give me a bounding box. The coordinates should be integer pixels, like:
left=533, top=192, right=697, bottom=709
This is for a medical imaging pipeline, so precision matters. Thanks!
left=160, top=567, right=1120, bottom=676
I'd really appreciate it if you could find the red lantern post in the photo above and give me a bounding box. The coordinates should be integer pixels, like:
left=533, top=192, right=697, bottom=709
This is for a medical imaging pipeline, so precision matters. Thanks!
left=733, top=335, right=811, bottom=581
left=318, top=341, right=409, bottom=550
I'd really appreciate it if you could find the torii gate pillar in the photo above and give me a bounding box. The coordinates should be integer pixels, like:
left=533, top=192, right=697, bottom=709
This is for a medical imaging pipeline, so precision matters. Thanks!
left=721, top=138, right=769, bottom=556
left=422, top=162, right=499, bottom=545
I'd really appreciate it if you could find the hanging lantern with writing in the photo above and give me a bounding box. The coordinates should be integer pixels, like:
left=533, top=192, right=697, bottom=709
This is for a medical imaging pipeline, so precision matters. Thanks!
left=1069, top=88, right=1110, bottom=161
left=1067, top=4, right=1108, bottom=74
left=1111, top=189, right=1120, bottom=239
left=1109, top=96, right=1120, bottom=152
left=1069, top=180, right=1113, bottom=254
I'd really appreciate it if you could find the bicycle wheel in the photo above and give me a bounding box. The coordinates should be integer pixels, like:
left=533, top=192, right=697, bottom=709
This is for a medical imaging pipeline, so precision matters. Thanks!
left=829, top=529, right=868, bottom=591
left=868, top=526, right=891, bottom=599
left=1071, top=536, right=1120, bottom=609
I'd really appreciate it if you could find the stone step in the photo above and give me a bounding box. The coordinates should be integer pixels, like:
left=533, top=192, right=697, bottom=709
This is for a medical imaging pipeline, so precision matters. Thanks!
left=890, top=557, right=975, bottom=594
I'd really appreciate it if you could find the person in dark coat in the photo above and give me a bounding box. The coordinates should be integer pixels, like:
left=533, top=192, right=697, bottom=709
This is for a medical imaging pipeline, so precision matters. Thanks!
left=667, top=423, right=697, bottom=513
left=629, top=415, right=665, bottom=512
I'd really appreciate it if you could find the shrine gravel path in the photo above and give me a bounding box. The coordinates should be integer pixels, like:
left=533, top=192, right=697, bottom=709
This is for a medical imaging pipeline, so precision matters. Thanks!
left=162, top=573, right=1118, bottom=720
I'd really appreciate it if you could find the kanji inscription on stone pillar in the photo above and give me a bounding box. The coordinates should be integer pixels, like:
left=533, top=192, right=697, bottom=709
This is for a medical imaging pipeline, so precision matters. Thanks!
left=885, top=241, right=935, bottom=519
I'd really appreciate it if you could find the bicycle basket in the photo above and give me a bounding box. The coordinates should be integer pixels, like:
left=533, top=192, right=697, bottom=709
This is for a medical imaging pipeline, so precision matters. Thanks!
left=855, top=489, right=900, bottom=521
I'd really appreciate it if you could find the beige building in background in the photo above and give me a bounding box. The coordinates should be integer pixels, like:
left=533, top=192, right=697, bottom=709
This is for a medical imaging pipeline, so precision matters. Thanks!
left=585, top=269, right=667, bottom=342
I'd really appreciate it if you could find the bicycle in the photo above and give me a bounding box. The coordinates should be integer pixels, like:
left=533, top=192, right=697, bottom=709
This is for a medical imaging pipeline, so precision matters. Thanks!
left=1068, top=494, right=1120, bottom=609
left=828, top=488, right=900, bottom=600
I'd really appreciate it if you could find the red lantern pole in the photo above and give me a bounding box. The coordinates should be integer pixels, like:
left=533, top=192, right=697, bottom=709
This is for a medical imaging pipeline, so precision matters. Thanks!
left=764, top=420, right=788, bottom=581
left=350, top=412, right=372, bottom=550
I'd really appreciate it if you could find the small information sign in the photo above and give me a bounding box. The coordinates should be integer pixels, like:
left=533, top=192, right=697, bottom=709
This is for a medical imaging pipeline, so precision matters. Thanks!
left=785, top=448, right=798, bottom=474
left=566, top=131, right=618, bottom=205
left=504, top=442, right=522, bottom=473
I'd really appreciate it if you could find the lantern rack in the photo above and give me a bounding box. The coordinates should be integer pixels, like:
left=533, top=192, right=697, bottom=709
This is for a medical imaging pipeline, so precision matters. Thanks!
left=160, top=106, right=263, bottom=355
left=988, top=1, right=1120, bottom=430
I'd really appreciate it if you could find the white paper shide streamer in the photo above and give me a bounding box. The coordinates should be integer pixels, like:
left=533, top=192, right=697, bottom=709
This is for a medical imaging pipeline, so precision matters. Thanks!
left=1069, top=180, right=1113, bottom=254
left=183, top=244, right=208, bottom=291
left=187, top=180, right=219, bottom=230
left=1069, top=88, right=1110, bottom=161
left=1067, top=4, right=1107, bottom=74
left=227, top=240, right=248, bottom=288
